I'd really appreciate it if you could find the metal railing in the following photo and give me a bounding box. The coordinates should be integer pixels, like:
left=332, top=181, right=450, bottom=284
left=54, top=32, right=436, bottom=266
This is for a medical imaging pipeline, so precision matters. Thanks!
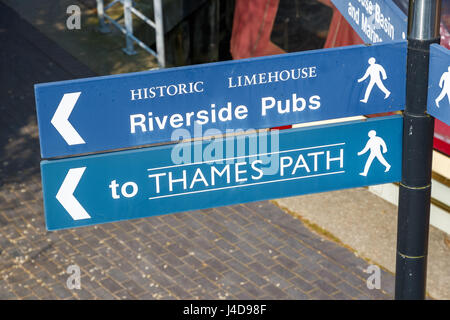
left=96, top=0, right=165, bottom=68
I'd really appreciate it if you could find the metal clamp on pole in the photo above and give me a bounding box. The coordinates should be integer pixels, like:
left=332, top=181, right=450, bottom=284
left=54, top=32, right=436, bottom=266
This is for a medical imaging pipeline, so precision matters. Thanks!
left=395, top=0, right=441, bottom=300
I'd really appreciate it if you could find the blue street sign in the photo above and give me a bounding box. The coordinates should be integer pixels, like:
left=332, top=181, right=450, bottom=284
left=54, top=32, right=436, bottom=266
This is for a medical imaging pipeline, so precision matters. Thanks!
left=35, top=41, right=406, bottom=158
left=41, top=115, right=402, bottom=231
left=332, top=0, right=407, bottom=44
left=428, top=44, right=450, bottom=126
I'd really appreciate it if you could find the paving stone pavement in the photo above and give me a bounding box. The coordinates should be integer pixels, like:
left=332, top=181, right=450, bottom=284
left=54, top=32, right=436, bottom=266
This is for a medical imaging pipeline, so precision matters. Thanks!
left=0, top=2, right=395, bottom=300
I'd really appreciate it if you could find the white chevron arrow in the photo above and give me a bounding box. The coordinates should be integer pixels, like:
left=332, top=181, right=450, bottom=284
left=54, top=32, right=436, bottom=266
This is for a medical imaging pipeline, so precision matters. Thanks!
left=56, top=167, right=91, bottom=220
left=51, top=92, right=85, bottom=145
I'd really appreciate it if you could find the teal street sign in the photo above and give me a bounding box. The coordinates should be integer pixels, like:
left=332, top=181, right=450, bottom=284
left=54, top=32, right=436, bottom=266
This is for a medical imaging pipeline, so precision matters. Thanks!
left=41, top=115, right=403, bottom=230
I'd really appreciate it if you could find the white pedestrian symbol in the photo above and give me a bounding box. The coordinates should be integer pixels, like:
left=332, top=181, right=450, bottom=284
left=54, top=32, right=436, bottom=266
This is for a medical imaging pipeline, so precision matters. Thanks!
left=357, top=57, right=391, bottom=103
left=435, top=66, right=450, bottom=107
left=357, top=130, right=391, bottom=177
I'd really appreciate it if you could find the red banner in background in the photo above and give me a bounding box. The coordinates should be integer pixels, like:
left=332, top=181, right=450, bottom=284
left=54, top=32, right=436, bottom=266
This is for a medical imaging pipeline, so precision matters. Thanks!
left=320, top=0, right=363, bottom=48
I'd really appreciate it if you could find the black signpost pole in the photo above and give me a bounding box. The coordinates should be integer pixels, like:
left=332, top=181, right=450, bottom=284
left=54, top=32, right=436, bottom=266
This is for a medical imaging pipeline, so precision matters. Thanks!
left=395, top=0, right=441, bottom=300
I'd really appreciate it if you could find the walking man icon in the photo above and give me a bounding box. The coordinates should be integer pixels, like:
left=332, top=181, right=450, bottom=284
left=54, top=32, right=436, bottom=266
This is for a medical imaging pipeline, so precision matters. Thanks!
left=357, top=130, right=391, bottom=177
left=358, top=57, right=391, bottom=103
left=435, top=66, right=450, bottom=107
